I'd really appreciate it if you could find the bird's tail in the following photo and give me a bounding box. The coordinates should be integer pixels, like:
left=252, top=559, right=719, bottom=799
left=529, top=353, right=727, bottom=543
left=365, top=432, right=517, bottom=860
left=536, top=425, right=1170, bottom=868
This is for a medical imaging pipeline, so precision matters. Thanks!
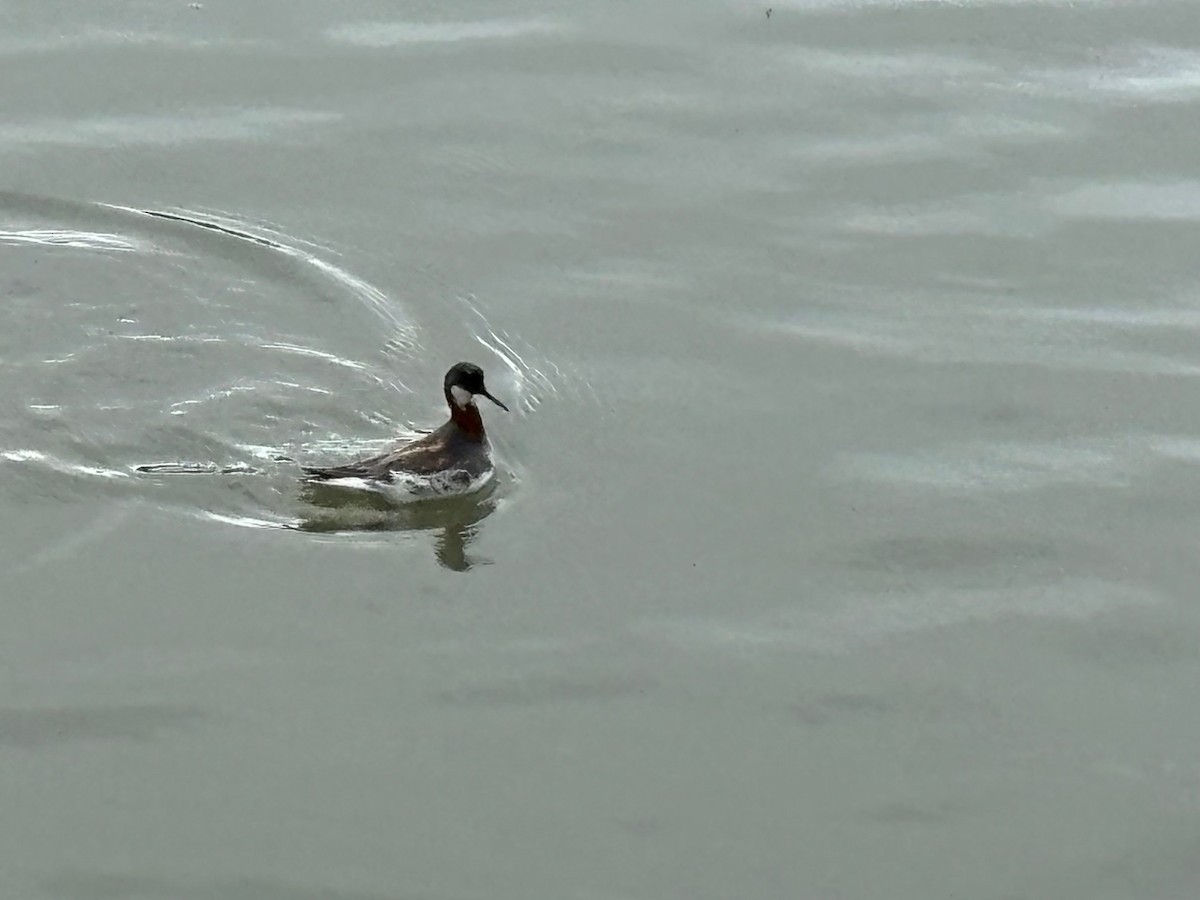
left=300, top=464, right=371, bottom=481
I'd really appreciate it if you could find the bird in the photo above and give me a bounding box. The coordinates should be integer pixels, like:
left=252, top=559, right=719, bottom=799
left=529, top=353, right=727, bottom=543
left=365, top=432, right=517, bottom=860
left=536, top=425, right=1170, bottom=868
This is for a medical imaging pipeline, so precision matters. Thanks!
left=301, top=361, right=508, bottom=496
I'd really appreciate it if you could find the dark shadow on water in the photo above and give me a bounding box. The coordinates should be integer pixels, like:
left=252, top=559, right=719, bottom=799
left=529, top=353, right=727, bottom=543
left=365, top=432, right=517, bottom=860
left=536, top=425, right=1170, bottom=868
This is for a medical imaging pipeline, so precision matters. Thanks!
left=296, top=481, right=499, bottom=572
left=0, top=705, right=203, bottom=749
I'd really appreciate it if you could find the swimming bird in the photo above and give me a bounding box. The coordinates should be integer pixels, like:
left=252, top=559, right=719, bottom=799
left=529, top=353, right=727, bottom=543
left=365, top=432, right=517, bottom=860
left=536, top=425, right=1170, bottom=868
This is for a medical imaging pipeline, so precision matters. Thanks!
left=301, top=362, right=508, bottom=495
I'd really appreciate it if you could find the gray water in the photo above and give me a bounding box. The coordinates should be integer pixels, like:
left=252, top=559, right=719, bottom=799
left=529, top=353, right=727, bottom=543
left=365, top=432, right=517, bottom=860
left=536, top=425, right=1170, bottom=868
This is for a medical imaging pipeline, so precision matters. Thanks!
left=3, top=1, right=1200, bottom=897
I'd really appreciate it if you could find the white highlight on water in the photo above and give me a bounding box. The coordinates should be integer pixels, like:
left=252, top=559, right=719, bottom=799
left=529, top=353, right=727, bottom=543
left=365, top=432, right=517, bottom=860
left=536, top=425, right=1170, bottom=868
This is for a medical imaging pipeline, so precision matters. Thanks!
left=327, top=19, right=560, bottom=48
left=0, top=228, right=138, bottom=251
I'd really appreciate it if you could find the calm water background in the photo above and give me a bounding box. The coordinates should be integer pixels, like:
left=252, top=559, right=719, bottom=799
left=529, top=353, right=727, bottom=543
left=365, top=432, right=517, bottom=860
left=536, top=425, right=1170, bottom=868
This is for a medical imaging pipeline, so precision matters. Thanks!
left=3, top=1, right=1200, bottom=897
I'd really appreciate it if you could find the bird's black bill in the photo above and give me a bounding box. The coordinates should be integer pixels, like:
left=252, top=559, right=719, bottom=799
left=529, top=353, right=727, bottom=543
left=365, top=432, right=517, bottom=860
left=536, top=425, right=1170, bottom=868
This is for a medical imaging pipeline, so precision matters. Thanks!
left=481, top=390, right=509, bottom=412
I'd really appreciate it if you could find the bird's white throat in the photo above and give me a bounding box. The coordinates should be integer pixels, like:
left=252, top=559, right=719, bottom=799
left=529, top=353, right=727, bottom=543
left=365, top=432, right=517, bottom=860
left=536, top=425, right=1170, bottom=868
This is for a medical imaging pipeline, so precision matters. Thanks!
left=450, top=385, right=475, bottom=408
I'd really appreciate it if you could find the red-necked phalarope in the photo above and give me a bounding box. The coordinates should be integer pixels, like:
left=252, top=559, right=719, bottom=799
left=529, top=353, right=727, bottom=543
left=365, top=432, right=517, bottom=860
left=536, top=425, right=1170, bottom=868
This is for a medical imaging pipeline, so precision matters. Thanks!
left=301, top=362, right=508, bottom=495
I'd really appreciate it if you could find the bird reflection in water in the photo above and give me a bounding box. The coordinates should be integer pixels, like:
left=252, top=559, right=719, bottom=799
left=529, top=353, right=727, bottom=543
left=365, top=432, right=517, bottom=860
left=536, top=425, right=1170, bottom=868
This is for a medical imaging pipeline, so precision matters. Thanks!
left=296, top=480, right=499, bottom=571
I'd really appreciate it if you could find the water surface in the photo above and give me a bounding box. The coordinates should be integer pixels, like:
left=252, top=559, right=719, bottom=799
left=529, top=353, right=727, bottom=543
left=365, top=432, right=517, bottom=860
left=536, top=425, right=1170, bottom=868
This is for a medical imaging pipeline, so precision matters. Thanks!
left=3, top=1, right=1200, bottom=898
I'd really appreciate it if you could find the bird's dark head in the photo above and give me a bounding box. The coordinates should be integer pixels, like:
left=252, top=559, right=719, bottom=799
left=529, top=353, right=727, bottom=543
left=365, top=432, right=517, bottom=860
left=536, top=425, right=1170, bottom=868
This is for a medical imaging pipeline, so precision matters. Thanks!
left=444, top=362, right=508, bottom=412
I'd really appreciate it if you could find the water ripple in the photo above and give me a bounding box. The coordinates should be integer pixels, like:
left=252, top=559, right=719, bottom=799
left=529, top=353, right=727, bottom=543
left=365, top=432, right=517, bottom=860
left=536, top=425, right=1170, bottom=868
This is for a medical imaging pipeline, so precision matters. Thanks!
left=327, top=18, right=561, bottom=48
left=0, top=107, right=338, bottom=149
left=838, top=433, right=1200, bottom=495
left=0, top=228, right=137, bottom=251
left=640, top=577, right=1162, bottom=656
